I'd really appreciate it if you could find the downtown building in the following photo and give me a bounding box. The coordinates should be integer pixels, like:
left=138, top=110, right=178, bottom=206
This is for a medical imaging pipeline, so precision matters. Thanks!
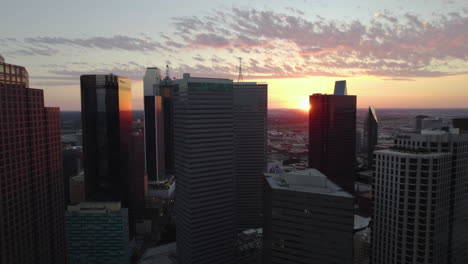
left=263, top=168, right=354, bottom=264
left=233, top=82, right=268, bottom=230
left=65, top=202, right=130, bottom=263
left=363, top=106, right=378, bottom=168
left=0, top=56, right=66, bottom=263
left=308, top=80, right=356, bottom=191
left=80, top=74, right=132, bottom=204
left=371, top=127, right=468, bottom=264
left=172, top=74, right=237, bottom=264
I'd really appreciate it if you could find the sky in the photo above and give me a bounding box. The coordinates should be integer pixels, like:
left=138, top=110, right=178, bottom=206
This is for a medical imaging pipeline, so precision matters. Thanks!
left=1, top=0, right=467, bottom=110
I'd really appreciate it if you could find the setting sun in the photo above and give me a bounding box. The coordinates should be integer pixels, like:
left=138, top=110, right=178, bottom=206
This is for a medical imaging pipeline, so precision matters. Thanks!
left=298, top=99, right=310, bottom=111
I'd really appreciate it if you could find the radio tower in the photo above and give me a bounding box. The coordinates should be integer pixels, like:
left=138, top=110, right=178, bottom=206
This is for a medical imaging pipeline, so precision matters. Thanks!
left=165, top=64, right=170, bottom=79
left=237, top=57, right=243, bottom=82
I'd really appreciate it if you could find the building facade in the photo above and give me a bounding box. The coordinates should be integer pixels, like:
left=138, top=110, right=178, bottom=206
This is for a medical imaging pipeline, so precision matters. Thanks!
left=173, top=74, right=237, bottom=264
left=143, top=67, right=166, bottom=182
left=80, top=74, right=132, bottom=205
left=0, top=55, right=29, bottom=87
left=308, top=80, right=356, bottom=191
left=65, top=202, right=129, bottom=264
left=371, top=129, right=468, bottom=264
left=364, top=106, right=378, bottom=168
left=233, top=82, right=268, bottom=230
left=0, top=58, right=65, bottom=263
left=263, top=168, right=354, bottom=264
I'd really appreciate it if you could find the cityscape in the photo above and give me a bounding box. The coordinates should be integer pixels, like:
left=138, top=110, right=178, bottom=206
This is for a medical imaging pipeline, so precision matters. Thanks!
left=1, top=1, right=468, bottom=264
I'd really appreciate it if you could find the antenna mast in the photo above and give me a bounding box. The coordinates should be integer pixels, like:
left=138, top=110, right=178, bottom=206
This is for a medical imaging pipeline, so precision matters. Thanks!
left=165, top=65, right=170, bottom=79
left=237, top=57, right=243, bottom=82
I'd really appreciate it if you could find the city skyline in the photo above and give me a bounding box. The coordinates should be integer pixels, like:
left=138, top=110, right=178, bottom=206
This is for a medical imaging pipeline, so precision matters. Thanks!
left=1, top=0, right=467, bottom=110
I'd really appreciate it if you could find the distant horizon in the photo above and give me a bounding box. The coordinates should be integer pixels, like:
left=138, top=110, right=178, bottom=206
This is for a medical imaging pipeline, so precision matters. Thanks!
left=59, top=107, right=468, bottom=112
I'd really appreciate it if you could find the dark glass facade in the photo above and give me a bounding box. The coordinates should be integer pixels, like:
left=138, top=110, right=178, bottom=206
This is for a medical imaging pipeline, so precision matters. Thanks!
left=364, top=106, right=378, bottom=168
left=308, top=83, right=356, bottom=191
left=144, top=95, right=166, bottom=181
left=233, top=82, right=268, bottom=230
left=0, top=79, right=65, bottom=262
left=80, top=75, right=132, bottom=205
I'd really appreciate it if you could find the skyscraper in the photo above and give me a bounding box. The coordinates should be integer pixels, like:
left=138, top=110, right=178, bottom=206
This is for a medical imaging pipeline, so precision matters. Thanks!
left=173, top=74, right=237, bottom=264
left=308, top=80, right=357, bottom=191
left=0, top=58, right=65, bottom=263
left=80, top=74, right=132, bottom=205
left=371, top=128, right=468, bottom=264
left=363, top=106, right=378, bottom=168
left=233, top=82, right=268, bottom=230
left=263, top=168, right=354, bottom=264
left=65, top=202, right=130, bottom=264
left=143, top=68, right=166, bottom=182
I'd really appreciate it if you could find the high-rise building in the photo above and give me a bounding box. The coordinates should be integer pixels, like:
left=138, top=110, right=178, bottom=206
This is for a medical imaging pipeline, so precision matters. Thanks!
left=263, top=168, right=354, bottom=264
left=0, top=54, right=29, bottom=87
left=308, top=80, right=357, bottom=191
left=233, top=82, right=268, bottom=230
left=143, top=68, right=166, bottom=182
left=363, top=106, right=378, bottom=168
left=173, top=74, right=237, bottom=264
left=65, top=202, right=130, bottom=264
left=453, top=118, right=468, bottom=132
left=80, top=74, right=132, bottom=205
left=371, top=128, right=468, bottom=264
left=0, top=58, right=65, bottom=263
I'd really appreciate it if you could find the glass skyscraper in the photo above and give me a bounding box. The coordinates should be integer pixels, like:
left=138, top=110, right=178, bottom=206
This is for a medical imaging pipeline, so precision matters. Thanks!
left=308, top=80, right=357, bottom=191
left=80, top=74, right=132, bottom=205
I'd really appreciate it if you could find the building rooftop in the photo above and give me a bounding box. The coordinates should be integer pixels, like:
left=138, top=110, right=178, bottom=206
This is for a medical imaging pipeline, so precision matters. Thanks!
left=67, top=202, right=122, bottom=213
left=264, top=168, right=352, bottom=198
left=375, top=149, right=450, bottom=157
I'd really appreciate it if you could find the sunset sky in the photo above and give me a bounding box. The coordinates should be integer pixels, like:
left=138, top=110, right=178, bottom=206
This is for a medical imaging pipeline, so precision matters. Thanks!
left=1, top=0, right=467, bottom=110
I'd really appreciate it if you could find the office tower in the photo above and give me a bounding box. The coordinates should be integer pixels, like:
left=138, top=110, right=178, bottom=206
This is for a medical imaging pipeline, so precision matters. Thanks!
left=0, top=58, right=65, bottom=263
left=143, top=68, right=166, bottom=181
left=173, top=74, right=237, bottom=264
left=0, top=54, right=29, bottom=86
left=308, top=80, right=357, bottom=191
left=263, top=168, right=354, bottom=264
left=128, top=132, right=147, bottom=236
left=453, top=118, right=468, bottom=132
left=371, top=129, right=468, bottom=264
left=354, top=228, right=371, bottom=264
left=363, top=106, right=378, bottom=168
left=80, top=74, right=132, bottom=205
left=65, top=202, right=129, bottom=264
left=70, top=172, right=85, bottom=204
left=233, top=82, right=268, bottom=230
left=62, top=146, right=83, bottom=204
left=415, top=115, right=429, bottom=131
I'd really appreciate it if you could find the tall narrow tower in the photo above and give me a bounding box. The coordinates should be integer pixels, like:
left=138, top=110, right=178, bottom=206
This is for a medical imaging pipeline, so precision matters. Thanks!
left=308, top=80, right=356, bottom=191
left=80, top=74, right=132, bottom=204
left=363, top=106, right=378, bottom=168
left=173, top=74, right=237, bottom=264
left=143, top=68, right=166, bottom=182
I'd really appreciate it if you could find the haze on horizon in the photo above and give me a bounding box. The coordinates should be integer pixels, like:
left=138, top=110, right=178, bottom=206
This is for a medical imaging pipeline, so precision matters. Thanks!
left=1, top=0, right=467, bottom=110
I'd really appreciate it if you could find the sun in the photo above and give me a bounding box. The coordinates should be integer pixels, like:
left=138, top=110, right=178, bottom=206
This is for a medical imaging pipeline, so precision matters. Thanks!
left=298, top=99, right=310, bottom=111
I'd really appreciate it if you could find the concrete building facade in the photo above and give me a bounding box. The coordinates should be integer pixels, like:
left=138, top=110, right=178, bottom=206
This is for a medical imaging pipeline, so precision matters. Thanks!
left=264, top=168, right=354, bottom=264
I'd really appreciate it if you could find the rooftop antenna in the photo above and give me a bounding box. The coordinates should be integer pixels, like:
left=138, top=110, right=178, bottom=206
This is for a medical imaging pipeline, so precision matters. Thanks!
left=237, top=57, right=243, bottom=82
left=165, top=65, right=170, bottom=79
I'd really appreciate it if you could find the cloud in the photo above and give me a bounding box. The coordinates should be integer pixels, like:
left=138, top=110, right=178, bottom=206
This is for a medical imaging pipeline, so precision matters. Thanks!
left=191, top=33, right=230, bottom=48
left=169, top=8, right=468, bottom=78
left=24, top=35, right=164, bottom=51
left=193, top=55, right=205, bottom=62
